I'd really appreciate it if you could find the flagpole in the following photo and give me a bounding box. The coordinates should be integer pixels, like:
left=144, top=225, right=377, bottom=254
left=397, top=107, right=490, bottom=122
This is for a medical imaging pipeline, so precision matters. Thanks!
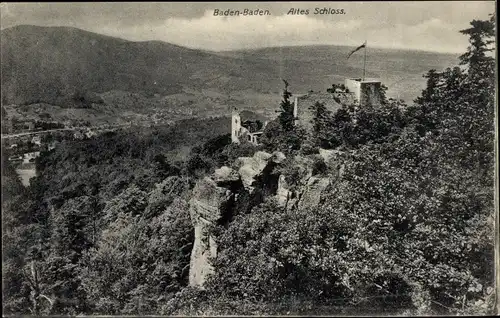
left=362, top=40, right=367, bottom=81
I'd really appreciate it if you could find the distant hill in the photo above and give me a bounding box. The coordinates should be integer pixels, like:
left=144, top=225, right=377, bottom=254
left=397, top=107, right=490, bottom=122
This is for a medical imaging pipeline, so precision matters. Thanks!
left=0, top=25, right=283, bottom=105
left=1, top=25, right=459, bottom=109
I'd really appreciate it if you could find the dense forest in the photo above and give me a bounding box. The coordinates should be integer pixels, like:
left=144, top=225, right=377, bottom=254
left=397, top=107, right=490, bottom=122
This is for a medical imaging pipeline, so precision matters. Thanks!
left=2, top=14, right=496, bottom=316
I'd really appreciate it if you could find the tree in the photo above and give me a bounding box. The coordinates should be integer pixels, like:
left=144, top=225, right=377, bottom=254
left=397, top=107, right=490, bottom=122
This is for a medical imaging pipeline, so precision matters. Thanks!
left=309, top=99, right=407, bottom=150
left=260, top=81, right=305, bottom=154
left=277, top=80, right=296, bottom=132
left=379, top=84, right=389, bottom=105
left=260, top=119, right=305, bottom=154
left=459, top=13, right=496, bottom=79
left=414, top=69, right=441, bottom=105
left=22, top=260, right=54, bottom=315
left=78, top=193, right=193, bottom=315
left=100, top=185, right=149, bottom=226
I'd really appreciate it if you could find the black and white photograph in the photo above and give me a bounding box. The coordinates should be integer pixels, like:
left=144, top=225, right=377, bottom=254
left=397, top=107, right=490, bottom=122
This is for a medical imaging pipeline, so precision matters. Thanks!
left=1, top=1, right=497, bottom=316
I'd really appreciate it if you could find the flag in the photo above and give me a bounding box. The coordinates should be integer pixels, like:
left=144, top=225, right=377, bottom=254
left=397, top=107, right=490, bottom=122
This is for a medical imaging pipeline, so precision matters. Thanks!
left=347, top=41, right=366, bottom=59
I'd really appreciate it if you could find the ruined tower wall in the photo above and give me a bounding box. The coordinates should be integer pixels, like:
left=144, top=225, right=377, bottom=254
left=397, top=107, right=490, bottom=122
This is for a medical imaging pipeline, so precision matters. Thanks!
left=345, top=78, right=382, bottom=106
left=231, top=111, right=241, bottom=143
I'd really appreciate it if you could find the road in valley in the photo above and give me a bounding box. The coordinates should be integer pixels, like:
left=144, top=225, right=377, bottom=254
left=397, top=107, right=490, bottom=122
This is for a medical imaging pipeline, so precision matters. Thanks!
left=1, top=124, right=131, bottom=139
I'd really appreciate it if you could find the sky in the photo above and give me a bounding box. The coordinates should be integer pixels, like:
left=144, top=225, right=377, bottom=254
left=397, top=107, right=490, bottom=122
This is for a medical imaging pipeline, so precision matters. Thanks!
left=1, top=2, right=495, bottom=53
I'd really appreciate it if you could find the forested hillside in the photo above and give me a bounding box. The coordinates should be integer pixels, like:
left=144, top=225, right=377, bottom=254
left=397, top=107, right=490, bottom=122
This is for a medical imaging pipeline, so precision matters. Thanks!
left=2, top=116, right=235, bottom=314
left=1, top=14, right=496, bottom=316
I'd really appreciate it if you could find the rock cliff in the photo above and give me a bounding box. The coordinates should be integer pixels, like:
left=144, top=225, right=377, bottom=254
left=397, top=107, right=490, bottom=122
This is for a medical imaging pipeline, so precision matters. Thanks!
left=188, top=150, right=343, bottom=287
left=189, top=151, right=283, bottom=287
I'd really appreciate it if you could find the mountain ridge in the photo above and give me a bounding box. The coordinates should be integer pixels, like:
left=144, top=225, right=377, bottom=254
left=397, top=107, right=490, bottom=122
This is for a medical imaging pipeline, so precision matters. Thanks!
left=1, top=25, right=459, bottom=111
left=3, top=25, right=461, bottom=55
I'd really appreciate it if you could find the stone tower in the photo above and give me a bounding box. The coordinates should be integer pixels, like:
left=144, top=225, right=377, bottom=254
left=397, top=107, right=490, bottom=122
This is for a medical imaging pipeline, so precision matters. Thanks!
left=231, top=108, right=241, bottom=143
left=344, top=78, right=382, bottom=106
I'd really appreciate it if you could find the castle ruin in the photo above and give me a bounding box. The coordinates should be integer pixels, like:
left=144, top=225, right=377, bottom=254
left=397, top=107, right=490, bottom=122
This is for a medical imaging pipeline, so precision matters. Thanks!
left=231, top=77, right=382, bottom=145
left=344, top=78, right=382, bottom=106
left=231, top=109, right=268, bottom=145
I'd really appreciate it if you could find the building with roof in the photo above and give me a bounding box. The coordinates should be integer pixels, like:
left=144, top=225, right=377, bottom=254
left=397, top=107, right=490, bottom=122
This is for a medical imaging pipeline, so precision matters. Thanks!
left=73, top=130, right=85, bottom=140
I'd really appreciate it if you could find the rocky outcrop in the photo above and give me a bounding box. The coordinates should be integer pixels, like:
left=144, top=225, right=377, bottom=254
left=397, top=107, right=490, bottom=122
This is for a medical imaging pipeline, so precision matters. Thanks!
left=276, top=174, right=293, bottom=207
left=234, top=152, right=271, bottom=192
left=188, top=151, right=285, bottom=287
left=188, top=149, right=339, bottom=287
left=188, top=174, right=236, bottom=287
left=319, top=148, right=337, bottom=162
left=212, top=166, right=240, bottom=185
left=297, top=177, right=331, bottom=211
left=189, top=222, right=217, bottom=287
left=234, top=151, right=285, bottom=192
left=319, top=148, right=346, bottom=178
left=276, top=155, right=330, bottom=211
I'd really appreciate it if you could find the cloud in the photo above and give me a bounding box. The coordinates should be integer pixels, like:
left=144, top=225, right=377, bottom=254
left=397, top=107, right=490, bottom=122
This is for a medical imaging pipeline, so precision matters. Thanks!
left=359, top=18, right=470, bottom=53
left=89, top=10, right=469, bottom=53
left=91, top=10, right=363, bottom=50
left=1, top=2, right=495, bottom=53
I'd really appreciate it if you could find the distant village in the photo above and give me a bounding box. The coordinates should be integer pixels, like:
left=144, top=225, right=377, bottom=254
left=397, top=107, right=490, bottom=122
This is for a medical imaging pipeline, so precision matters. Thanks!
left=3, top=120, right=98, bottom=162
left=1, top=114, right=130, bottom=186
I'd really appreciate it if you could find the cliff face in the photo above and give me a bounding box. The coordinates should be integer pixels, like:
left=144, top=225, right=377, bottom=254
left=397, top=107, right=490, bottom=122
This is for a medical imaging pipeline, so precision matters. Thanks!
left=188, top=176, right=236, bottom=287
left=188, top=150, right=343, bottom=287
left=188, top=151, right=281, bottom=287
